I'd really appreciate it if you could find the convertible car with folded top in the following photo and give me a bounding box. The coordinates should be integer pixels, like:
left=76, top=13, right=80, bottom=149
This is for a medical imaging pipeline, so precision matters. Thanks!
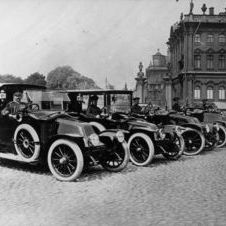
left=61, top=89, right=185, bottom=167
left=0, top=84, right=129, bottom=181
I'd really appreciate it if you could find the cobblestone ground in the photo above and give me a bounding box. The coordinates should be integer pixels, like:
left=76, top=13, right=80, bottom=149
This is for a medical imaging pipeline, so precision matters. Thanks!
left=0, top=148, right=226, bottom=226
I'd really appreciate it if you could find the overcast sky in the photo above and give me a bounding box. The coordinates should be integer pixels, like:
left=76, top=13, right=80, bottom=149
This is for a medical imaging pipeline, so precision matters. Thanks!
left=0, top=0, right=225, bottom=89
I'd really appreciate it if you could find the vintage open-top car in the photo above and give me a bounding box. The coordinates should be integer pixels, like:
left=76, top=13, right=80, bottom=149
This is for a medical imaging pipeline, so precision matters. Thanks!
left=0, top=84, right=129, bottom=181
left=185, top=107, right=226, bottom=148
left=62, top=89, right=185, bottom=166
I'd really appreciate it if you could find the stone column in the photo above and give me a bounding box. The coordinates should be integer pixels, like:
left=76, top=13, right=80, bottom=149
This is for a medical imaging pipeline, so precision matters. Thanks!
left=134, top=62, right=146, bottom=103
left=163, top=75, right=172, bottom=110
left=187, top=74, right=194, bottom=105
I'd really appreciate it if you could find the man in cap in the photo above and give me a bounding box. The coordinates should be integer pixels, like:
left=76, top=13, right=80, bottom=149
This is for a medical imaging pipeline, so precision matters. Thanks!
left=1, top=92, right=24, bottom=116
left=87, top=95, right=102, bottom=117
left=172, top=97, right=182, bottom=112
left=131, top=97, right=142, bottom=114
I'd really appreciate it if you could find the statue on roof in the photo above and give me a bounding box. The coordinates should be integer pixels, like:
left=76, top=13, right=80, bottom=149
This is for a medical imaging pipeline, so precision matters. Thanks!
left=189, top=0, right=194, bottom=15
left=139, top=62, right=143, bottom=73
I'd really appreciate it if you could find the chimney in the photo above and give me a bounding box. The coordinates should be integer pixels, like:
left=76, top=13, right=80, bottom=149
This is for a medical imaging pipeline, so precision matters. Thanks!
left=209, top=7, right=214, bottom=15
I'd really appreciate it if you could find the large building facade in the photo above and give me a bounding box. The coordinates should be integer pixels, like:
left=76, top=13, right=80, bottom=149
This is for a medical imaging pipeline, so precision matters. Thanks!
left=145, top=51, right=169, bottom=107
left=168, top=5, right=226, bottom=108
left=133, top=52, right=172, bottom=109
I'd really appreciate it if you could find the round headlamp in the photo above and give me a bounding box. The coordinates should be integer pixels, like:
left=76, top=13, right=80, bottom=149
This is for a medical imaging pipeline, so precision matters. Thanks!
left=116, top=131, right=124, bottom=143
left=89, top=133, right=100, bottom=146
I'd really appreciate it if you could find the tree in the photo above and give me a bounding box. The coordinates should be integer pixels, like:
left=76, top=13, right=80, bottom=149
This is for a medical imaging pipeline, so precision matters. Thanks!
left=0, top=74, right=23, bottom=83
left=24, top=72, right=46, bottom=86
left=46, top=65, right=99, bottom=89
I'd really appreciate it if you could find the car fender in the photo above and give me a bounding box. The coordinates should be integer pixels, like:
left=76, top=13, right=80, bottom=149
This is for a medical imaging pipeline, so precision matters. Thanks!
left=98, top=130, right=121, bottom=146
left=215, top=120, right=226, bottom=127
left=89, top=121, right=106, bottom=132
left=180, top=123, right=203, bottom=131
left=45, top=134, right=85, bottom=154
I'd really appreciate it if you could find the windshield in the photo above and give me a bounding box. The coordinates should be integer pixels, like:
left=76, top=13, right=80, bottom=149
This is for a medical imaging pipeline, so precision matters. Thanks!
left=70, top=93, right=132, bottom=114
left=109, top=94, right=131, bottom=113
left=22, top=90, right=70, bottom=111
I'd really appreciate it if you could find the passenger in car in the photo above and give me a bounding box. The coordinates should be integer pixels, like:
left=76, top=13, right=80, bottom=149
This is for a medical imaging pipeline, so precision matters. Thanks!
left=87, top=95, right=102, bottom=117
left=1, top=92, right=24, bottom=116
left=131, top=97, right=142, bottom=114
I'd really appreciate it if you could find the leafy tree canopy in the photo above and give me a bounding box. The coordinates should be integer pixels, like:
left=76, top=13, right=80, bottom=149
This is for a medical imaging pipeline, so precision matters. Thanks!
left=0, top=74, right=23, bottom=83
left=24, top=72, right=46, bottom=86
left=46, top=66, right=100, bottom=89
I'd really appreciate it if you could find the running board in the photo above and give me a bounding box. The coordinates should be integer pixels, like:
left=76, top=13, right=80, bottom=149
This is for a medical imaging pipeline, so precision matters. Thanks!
left=0, top=153, right=36, bottom=163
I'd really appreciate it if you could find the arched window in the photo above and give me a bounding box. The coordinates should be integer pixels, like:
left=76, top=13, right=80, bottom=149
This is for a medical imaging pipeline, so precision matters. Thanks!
left=219, top=34, right=225, bottom=43
left=194, top=55, right=201, bottom=69
left=207, top=87, right=213, bottom=99
left=207, top=55, right=214, bottom=69
left=194, top=86, right=201, bottom=99
left=219, top=87, right=225, bottom=100
left=219, top=55, right=226, bottom=69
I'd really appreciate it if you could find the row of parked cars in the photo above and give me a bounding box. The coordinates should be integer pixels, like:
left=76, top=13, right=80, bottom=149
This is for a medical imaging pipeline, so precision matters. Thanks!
left=0, top=83, right=225, bottom=181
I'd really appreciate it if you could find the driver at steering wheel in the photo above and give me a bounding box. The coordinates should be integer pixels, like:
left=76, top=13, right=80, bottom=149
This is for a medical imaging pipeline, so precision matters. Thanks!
left=87, top=95, right=102, bottom=117
left=1, top=92, right=24, bottom=116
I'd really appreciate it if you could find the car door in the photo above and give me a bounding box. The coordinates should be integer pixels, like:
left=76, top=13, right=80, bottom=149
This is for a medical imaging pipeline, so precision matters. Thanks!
left=0, top=114, right=19, bottom=153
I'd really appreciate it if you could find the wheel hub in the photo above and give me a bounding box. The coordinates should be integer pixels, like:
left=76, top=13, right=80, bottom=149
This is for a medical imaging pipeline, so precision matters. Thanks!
left=23, top=139, right=29, bottom=148
left=136, top=147, right=142, bottom=152
left=59, top=156, right=68, bottom=164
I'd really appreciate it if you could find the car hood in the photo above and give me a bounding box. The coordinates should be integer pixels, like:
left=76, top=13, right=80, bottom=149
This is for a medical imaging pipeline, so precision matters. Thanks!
left=128, top=118, right=158, bottom=130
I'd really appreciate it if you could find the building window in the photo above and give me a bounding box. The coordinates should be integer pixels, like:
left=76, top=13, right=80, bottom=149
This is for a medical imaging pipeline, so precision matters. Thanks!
left=219, top=55, right=226, bottom=69
left=207, top=34, right=214, bottom=43
left=207, top=87, right=213, bottom=99
left=207, top=55, right=214, bottom=69
left=194, top=87, right=201, bottom=99
left=219, top=34, right=225, bottom=43
left=194, top=55, right=201, bottom=69
left=219, top=87, right=225, bottom=100
left=194, top=34, right=200, bottom=43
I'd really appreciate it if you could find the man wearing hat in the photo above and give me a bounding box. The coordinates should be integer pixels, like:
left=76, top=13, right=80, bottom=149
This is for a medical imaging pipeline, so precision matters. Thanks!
left=131, top=97, right=142, bottom=114
left=87, top=95, right=102, bottom=117
left=172, top=97, right=182, bottom=112
left=1, top=92, right=24, bottom=116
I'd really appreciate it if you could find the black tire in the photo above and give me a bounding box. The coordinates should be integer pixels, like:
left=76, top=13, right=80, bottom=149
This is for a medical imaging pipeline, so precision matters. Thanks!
left=101, top=141, right=129, bottom=172
left=162, top=134, right=185, bottom=160
left=182, top=129, right=205, bottom=155
left=14, top=124, right=40, bottom=162
left=48, top=139, right=84, bottom=181
left=128, top=133, right=155, bottom=166
left=216, top=125, right=226, bottom=148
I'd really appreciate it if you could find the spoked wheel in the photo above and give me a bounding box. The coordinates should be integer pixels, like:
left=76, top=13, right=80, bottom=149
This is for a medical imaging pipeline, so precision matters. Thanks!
left=216, top=125, right=226, bottom=148
left=161, top=134, right=184, bottom=160
left=48, top=139, right=84, bottom=181
left=101, top=141, right=129, bottom=172
left=128, top=133, right=155, bottom=166
left=14, top=124, right=40, bottom=162
left=182, top=129, right=205, bottom=155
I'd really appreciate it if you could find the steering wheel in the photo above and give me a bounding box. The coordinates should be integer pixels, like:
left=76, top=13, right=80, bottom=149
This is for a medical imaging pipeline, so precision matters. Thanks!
left=26, top=103, right=40, bottom=112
